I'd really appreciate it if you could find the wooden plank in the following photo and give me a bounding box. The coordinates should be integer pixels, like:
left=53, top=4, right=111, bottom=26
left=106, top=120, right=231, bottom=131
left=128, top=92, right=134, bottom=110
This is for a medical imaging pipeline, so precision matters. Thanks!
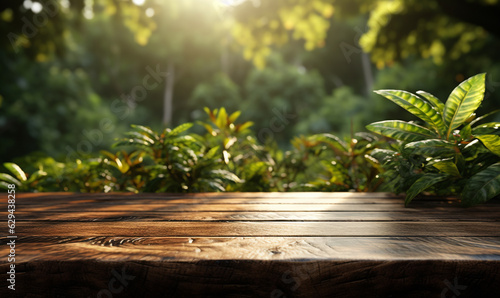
left=9, top=197, right=421, bottom=205
left=13, top=192, right=404, bottom=199
left=10, top=194, right=461, bottom=204
left=2, top=236, right=500, bottom=262
left=14, top=221, right=500, bottom=237
left=9, top=192, right=466, bottom=205
left=11, top=202, right=500, bottom=212
left=11, top=210, right=500, bottom=222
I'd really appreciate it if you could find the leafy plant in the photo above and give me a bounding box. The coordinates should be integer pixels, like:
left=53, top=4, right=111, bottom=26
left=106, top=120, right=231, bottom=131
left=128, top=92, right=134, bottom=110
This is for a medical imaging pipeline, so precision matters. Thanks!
left=0, top=162, right=46, bottom=191
left=100, top=150, right=148, bottom=192
left=114, top=122, right=240, bottom=192
left=367, top=73, right=500, bottom=206
left=293, top=132, right=388, bottom=192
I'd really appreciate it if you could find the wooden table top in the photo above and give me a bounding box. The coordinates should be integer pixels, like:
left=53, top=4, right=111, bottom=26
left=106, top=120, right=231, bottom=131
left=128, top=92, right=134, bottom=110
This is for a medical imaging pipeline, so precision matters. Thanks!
left=1, top=192, right=500, bottom=297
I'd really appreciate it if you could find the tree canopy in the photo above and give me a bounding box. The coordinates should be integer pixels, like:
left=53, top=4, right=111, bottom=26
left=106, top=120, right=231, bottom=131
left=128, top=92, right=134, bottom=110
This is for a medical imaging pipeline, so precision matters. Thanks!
left=1, top=0, right=499, bottom=162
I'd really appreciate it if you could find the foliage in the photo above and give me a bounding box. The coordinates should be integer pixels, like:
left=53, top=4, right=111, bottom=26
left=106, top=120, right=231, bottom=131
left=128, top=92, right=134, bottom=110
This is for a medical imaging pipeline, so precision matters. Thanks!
left=292, top=132, right=387, bottom=192
left=367, top=73, right=500, bottom=206
left=230, top=0, right=334, bottom=68
left=112, top=122, right=241, bottom=192
left=359, top=0, right=498, bottom=67
left=0, top=162, right=46, bottom=191
left=0, top=107, right=392, bottom=194
left=242, top=54, right=326, bottom=145
left=190, top=73, right=243, bottom=112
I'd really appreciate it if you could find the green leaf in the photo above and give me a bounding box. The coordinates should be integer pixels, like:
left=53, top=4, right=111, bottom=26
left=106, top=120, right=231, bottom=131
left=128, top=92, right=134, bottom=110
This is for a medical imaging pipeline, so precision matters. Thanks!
left=204, top=146, right=220, bottom=160
left=0, top=173, right=21, bottom=186
left=0, top=181, right=12, bottom=190
left=27, top=169, right=47, bottom=184
left=374, top=90, right=446, bottom=133
left=470, top=109, right=500, bottom=126
left=198, top=179, right=225, bottom=192
left=405, top=174, right=449, bottom=206
left=115, top=158, right=130, bottom=174
left=476, top=135, right=500, bottom=156
left=209, top=169, right=241, bottom=183
left=416, top=90, right=445, bottom=113
left=125, top=131, right=155, bottom=144
left=310, top=133, right=348, bottom=152
left=404, top=139, right=458, bottom=158
left=235, top=121, right=254, bottom=132
left=113, top=139, right=150, bottom=148
left=130, top=124, right=158, bottom=140
left=170, top=123, right=193, bottom=136
left=228, top=111, right=241, bottom=123
left=216, top=107, right=228, bottom=128
left=366, top=120, right=438, bottom=142
left=472, top=122, right=500, bottom=135
left=171, top=135, right=200, bottom=148
left=459, top=124, right=472, bottom=140
left=432, top=160, right=461, bottom=177
left=443, top=73, right=486, bottom=138
left=461, top=163, right=500, bottom=206
left=4, top=162, right=27, bottom=182
left=370, top=149, right=398, bottom=163
left=100, top=150, right=117, bottom=160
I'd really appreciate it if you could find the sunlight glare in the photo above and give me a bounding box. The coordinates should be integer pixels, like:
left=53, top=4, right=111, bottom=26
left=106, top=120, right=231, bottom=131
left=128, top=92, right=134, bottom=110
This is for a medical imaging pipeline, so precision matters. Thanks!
left=23, top=0, right=33, bottom=10
left=31, top=2, right=43, bottom=13
left=83, top=0, right=93, bottom=20
left=133, top=0, right=146, bottom=6
left=146, top=8, right=155, bottom=17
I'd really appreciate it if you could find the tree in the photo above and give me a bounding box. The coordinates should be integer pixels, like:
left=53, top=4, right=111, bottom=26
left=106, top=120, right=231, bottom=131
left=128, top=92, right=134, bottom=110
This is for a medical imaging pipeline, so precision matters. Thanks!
left=227, top=0, right=500, bottom=67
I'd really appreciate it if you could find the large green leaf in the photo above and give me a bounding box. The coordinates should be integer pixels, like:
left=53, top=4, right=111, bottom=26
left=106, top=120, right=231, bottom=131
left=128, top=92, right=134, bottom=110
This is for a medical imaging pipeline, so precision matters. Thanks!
left=416, top=90, right=445, bottom=113
left=366, top=120, right=438, bottom=142
left=472, top=122, right=500, bottom=135
left=431, top=160, right=461, bottom=177
left=4, top=162, right=27, bottom=182
left=443, top=73, right=486, bottom=138
left=405, top=174, right=449, bottom=206
left=476, top=135, right=500, bottom=156
left=0, top=173, right=21, bottom=186
left=461, top=163, right=500, bottom=206
left=404, top=139, right=458, bottom=158
left=374, top=90, right=446, bottom=133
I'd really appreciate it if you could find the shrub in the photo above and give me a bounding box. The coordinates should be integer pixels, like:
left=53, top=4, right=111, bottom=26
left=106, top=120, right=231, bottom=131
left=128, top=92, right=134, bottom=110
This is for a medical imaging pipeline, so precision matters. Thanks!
left=367, top=73, right=500, bottom=206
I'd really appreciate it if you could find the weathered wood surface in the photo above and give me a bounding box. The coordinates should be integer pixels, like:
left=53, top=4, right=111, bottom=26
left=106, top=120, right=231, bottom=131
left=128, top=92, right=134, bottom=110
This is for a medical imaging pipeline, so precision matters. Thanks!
left=1, top=192, right=500, bottom=297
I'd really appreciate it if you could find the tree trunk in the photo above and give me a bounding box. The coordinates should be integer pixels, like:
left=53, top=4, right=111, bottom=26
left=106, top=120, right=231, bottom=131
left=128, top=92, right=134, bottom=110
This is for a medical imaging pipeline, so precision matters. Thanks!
left=361, top=52, right=373, bottom=96
left=162, top=62, right=175, bottom=126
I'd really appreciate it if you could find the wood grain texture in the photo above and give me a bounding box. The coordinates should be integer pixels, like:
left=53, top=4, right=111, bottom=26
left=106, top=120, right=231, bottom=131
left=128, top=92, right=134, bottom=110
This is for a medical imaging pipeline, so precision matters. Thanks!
left=1, top=192, right=500, bottom=297
left=11, top=210, right=500, bottom=221
left=13, top=221, right=500, bottom=237
left=2, top=236, right=500, bottom=261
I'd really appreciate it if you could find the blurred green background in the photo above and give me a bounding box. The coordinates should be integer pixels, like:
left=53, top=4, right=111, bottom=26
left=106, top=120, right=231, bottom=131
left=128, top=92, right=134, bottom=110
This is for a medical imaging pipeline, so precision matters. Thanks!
left=1, top=0, right=500, bottom=163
